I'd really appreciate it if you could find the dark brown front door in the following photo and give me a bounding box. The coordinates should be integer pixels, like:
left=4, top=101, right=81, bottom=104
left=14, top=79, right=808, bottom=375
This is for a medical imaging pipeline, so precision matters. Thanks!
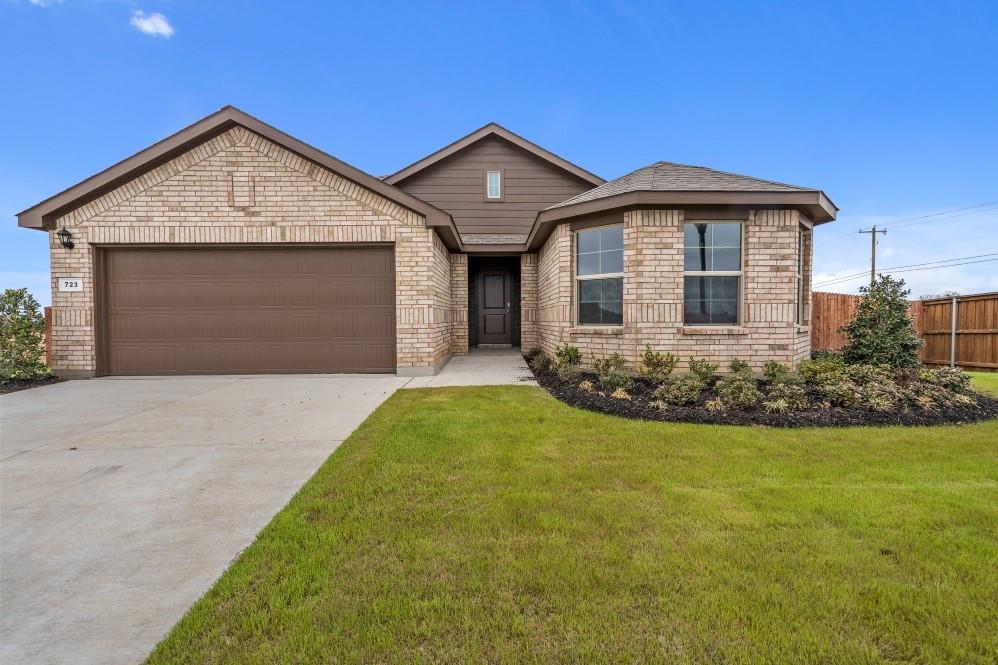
left=477, top=269, right=511, bottom=345
left=100, top=246, right=396, bottom=375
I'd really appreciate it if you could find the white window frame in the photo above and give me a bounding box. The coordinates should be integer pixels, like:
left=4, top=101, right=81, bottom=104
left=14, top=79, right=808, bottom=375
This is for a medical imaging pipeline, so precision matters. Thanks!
left=682, top=220, right=743, bottom=326
left=486, top=170, right=501, bottom=199
left=575, top=224, right=624, bottom=327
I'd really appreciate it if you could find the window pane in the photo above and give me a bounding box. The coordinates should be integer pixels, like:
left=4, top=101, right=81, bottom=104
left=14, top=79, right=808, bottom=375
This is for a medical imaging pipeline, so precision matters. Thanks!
left=578, top=252, right=600, bottom=276
left=684, top=276, right=739, bottom=325
left=579, top=302, right=601, bottom=325
left=684, top=248, right=707, bottom=271
left=685, top=223, right=708, bottom=250
left=577, top=228, right=600, bottom=254
left=711, top=248, right=740, bottom=271
left=711, top=223, right=741, bottom=248
left=601, top=277, right=623, bottom=302
left=578, top=278, right=623, bottom=326
left=600, top=225, right=623, bottom=252
left=600, top=249, right=623, bottom=274
left=579, top=279, right=602, bottom=302
left=709, top=276, right=739, bottom=300
left=601, top=299, right=623, bottom=325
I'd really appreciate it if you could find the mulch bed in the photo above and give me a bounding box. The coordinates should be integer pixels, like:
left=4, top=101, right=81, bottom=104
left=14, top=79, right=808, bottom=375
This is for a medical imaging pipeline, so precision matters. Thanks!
left=530, top=367, right=998, bottom=428
left=0, top=376, right=64, bottom=395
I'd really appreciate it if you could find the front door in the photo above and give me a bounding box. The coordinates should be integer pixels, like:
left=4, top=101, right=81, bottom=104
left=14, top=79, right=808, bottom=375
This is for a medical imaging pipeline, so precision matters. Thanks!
left=477, top=269, right=511, bottom=346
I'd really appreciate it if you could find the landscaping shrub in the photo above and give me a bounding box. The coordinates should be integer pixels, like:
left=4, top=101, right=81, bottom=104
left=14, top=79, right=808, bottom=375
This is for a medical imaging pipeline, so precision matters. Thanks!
left=637, top=345, right=678, bottom=382
left=578, top=379, right=595, bottom=393
left=728, top=358, right=751, bottom=375
left=763, top=360, right=802, bottom=386
left=654, top=375, right=707, bottom=405
left=798, top=352, right=845, bottom=382
left=919, top=366, right=972, bottom=393
left=554, top=344, right=581, bottom=367
left=553, top=344, right=582, bottom=381
left=1, top=288, right=48, bottom=381
left=609, top=388, right=631, bottom=401
left=526, top=349, right=552, bottom=372
left=841, top=275, right=923, bottom=368
left=556, top=363, right=581, bottom=381
left=688, top=358, right=718, bottom=383
left=593, top=353, right=633, bottom=392
left=764, top=383, right=808, bottom=412
left=716, top=371, right=761, bottom=409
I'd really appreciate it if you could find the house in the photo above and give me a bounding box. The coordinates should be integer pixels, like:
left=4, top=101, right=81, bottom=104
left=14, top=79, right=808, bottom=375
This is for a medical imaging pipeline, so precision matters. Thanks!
left=16, top=107, right=837, bottom=378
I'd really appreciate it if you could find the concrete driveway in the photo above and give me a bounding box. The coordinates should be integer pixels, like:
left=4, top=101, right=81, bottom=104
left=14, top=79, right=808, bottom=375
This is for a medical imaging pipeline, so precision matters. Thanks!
left=0, top=375, right=408, bottom=665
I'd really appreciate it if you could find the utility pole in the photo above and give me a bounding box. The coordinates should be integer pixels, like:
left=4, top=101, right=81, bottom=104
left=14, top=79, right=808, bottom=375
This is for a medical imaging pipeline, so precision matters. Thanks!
left=859, top=226, right=887, bottom=286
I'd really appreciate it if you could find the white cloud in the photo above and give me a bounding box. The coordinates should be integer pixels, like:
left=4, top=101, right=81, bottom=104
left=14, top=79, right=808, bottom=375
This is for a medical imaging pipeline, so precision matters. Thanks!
left=29, top=0, right=62, bottom=6
left=130, top=10, right=174, bottom=38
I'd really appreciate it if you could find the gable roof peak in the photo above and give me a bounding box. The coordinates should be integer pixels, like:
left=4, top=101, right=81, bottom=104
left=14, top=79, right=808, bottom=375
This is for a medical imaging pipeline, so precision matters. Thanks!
left=383, top=122, right=604, bottom=187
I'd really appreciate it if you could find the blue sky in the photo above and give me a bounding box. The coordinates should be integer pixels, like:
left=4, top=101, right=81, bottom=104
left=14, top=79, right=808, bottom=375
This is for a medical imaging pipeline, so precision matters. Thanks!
left=2, top=0, right=996, bottom=305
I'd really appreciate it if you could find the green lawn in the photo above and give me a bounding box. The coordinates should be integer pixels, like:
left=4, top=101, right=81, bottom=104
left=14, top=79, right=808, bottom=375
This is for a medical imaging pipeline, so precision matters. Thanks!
left=969, top=371, right=998, bottom=396
left=149, top=384, right=998, bottom=664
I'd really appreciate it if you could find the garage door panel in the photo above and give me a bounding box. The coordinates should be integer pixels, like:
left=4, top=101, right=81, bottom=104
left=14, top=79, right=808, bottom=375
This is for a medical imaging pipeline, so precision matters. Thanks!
left=108, top=277, right=394, bottom=309
left=104, top=247, right=396, bottom=375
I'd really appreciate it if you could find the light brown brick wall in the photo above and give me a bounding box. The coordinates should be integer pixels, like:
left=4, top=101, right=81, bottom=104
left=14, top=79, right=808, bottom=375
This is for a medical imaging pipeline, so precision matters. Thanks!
left=47, top=126, right=452, bottom=376
left=449, top=254, right=469, bottom=354
left=534, top=208, right=812, bottom=372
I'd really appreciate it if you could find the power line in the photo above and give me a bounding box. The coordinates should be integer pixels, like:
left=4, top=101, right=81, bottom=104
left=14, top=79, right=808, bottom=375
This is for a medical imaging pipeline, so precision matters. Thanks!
left=815, top=199, right=998, bottom=247
left=815, top=255, right=998, bottom=289
left=814, top=251, right=998, bottom=287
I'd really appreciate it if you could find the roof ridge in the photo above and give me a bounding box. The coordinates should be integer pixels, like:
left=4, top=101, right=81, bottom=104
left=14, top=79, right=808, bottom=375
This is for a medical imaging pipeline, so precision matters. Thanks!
left=651, top=160, right=815, bottom=192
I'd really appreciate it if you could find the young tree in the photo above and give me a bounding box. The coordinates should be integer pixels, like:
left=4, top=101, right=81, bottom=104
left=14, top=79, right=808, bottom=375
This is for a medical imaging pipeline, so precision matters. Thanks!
left=0, top=288, right=48, bottom=380
left=841, top=275, right=924, bottom=367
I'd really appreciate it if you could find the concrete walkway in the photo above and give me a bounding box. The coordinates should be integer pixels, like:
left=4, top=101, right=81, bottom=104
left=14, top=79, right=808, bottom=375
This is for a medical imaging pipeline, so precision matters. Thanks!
left=406, top=348, right=537, bottom=387
left=0, top=375, right=407, bottom=665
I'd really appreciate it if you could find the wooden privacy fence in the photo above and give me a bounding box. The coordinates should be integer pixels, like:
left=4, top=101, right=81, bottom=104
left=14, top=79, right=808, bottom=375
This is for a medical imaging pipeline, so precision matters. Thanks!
left=811, top=291, right=998, bottom=372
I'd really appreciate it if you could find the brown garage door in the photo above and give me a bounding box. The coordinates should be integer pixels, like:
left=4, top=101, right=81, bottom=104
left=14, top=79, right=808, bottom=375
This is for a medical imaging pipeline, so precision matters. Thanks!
left=101, top=246, right=395, bottom=375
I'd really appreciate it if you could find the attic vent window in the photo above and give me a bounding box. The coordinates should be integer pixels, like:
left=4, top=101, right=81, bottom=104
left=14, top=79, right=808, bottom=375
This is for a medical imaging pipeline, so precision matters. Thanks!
left=486, top=171, right=501, bottom=199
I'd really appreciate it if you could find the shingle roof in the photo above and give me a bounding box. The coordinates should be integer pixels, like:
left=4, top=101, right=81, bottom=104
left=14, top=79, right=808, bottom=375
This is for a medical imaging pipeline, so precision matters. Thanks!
left=547, top=161, right=816, bottom=209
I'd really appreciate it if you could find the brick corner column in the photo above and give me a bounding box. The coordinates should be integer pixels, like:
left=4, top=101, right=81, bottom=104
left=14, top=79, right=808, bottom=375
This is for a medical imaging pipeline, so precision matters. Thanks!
left=520, top=253, right=539, bottom=351
left=449, top=253, right=469, bottom=355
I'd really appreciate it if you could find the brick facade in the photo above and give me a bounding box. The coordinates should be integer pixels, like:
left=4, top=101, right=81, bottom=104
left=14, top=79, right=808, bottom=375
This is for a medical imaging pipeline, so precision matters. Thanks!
left=47, top=126, right=454, bottom=377
left=449, top=253, right=469, bottom=355
left=532, top=209, right=813, bottom=371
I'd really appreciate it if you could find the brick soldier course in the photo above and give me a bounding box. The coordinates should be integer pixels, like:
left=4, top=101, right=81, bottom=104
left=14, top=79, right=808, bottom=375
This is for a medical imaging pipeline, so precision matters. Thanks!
left=17, top=107, right=836, bottom=377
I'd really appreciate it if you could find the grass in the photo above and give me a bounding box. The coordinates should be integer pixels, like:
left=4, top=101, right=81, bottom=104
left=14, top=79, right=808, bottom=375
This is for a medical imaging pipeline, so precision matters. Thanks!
left=969, top=371, right=998, bottom=396
left=149, top=385, right=998, bottom=664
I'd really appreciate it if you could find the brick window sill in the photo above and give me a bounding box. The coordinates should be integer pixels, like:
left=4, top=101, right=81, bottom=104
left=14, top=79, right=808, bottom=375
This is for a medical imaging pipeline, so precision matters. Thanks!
left=680, top=326, right=748, bottom=336
left=795, top=325, right=811, bottom=334
left=569, top=326, right=624, bottom=336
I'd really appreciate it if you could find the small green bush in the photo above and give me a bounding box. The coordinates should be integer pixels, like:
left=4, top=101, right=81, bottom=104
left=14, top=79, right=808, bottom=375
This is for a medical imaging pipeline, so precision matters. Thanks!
left=1, top=288, right=48, bottom=381
left=637, top=345, right=678, bottom=382
left=556, top=363, right=581, bottom=382
left=763, top=360, right=802, bottom=386
left=728, top=358, right=751, bottom=375
left=798, top=353, right=846, bottom=382
left=764, top=383, right=808, bottom=411
left=817, top=378, right=861, bottom=408
left=593, top=353, right=633, bottom=392
left=654, top=375, right=706, bottom=405
left=716, top=372, right=761, bottom=409
left=526, top=349, right=552, bottom=372
left=554, top=344, right=582, bottom=367
left=688, top=358, right=718, bottom=383
left=918, top=367, right=972, bottom=393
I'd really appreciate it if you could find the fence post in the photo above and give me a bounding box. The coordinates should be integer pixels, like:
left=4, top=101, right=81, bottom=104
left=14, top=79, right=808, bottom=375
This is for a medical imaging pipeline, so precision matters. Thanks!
left=950, top=296, right=957, bottom=368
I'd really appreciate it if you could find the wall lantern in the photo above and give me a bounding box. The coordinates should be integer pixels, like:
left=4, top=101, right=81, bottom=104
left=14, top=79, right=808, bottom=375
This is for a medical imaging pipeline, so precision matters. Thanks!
left=56, top=226, right=74, bottom=250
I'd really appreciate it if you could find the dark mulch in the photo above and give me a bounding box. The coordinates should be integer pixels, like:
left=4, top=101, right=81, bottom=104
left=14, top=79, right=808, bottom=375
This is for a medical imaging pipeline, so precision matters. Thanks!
left=530, top=367, right=998, bottom=428
left=0, top=375, right=64, bottom=395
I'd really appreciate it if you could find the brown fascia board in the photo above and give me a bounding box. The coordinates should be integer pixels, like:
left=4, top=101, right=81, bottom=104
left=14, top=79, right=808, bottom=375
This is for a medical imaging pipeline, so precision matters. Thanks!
left=383, top=122, right=605, bottom=187
left=526, top=190, right=839, bottom=250
left=16, top=106, right=464, bottom=251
